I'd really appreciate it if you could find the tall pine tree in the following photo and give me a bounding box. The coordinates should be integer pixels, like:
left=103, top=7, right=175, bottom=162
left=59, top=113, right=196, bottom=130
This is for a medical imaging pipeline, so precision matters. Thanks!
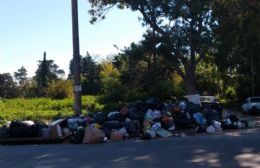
left=34, top=51, right=65, bottom=96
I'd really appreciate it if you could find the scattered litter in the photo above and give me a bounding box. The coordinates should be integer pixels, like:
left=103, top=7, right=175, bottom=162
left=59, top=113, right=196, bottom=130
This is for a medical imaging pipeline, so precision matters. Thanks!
left=0, top=97, right=256, bottom=145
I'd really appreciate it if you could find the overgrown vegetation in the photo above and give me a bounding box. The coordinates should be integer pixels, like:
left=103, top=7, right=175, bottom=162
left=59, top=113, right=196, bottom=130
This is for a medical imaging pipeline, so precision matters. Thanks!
left=0, top=96, right=104, bottom=125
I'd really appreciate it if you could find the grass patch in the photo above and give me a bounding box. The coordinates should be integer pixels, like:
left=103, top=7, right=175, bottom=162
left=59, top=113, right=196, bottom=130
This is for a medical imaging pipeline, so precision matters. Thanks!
left=0, top=96, right=104, bottom=125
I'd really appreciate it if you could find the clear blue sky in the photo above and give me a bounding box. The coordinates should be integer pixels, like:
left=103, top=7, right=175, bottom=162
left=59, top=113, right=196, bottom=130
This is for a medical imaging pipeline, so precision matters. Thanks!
left=0, top=0, right=145, bottom=77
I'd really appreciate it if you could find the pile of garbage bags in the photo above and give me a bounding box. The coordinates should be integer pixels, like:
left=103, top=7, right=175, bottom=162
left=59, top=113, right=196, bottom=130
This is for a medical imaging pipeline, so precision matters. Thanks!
left=0, top=98, right=256, bottom=144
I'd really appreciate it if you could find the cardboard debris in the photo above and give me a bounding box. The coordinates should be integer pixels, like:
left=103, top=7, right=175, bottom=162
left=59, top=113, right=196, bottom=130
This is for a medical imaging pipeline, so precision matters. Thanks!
left=83, top=127, right=105, bottom=144
left=49, top=118, right=67, bottom=139
left=111, top=131, right=124, bottom=141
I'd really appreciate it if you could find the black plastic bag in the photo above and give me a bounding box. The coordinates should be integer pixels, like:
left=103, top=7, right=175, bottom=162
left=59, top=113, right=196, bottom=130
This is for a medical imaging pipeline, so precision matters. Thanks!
left=103, top=121, right=122, bottom=129
left=9, top=121, right=40, bottom=138
left=93, top=112, right=108, bottom=124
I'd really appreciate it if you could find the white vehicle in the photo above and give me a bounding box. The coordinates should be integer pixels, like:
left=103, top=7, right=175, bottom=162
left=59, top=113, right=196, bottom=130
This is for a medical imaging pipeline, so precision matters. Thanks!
left=200, top=96, right=219, bottom=104
left=242, top=97, right=260, bottom=114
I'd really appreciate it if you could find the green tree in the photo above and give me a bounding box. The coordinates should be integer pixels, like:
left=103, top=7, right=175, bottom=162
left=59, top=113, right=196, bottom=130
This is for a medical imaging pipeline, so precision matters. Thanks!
left=14, top=66, right=27, bottom=86
left=113, top=39, right=177, bottom=100
left=114, top=43, right=147, bottom=90
left=34, top=51, right=65, bottom=96
left=69, top=52, right=101, bottom=95
left=14, top=66, right=28, bottom=97
left=22, top=79, right=38, bottom=98
left=99, top=61, right=125, bottom=102
left=89, top=0, right=217, bottom=94
left=195, top=61, right=221, bottom=96
left=213, top=0, right=260, bottom=99
left=0, top=73, right=19, bottom=98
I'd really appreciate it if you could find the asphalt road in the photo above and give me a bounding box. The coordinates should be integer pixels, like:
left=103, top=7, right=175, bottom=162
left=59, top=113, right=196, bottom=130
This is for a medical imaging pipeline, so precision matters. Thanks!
left=0, top=116, right=260, bottom=168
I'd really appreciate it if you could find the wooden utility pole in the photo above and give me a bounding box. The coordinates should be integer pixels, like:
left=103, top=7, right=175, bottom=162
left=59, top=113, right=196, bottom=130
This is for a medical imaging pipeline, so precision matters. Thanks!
left=71, top=0, right=82, bottom=115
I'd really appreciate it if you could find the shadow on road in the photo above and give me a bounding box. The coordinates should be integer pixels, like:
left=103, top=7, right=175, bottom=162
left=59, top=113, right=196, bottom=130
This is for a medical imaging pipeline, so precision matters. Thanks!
left=1, top=129, right=260, bottom=168
left=1, top=115, right=260, bottom=168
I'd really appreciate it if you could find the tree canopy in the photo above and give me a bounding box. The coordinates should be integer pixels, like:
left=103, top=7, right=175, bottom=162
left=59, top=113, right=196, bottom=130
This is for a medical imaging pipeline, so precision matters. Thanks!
left=34, top=52, right=65, bottom=96
left=14, top=66, right=27, bottom=86
left=213, top=0, right=260, bottom=98
left=89, top=0, right=217, bottom=94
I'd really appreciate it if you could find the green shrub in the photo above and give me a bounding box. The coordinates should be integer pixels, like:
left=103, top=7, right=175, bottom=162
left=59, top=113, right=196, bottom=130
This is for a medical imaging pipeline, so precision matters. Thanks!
left=99, top=61, right=127, bottom=103
left=45, top=80, right=73, bottom=99
left=100, top=77, right=126, bottom=103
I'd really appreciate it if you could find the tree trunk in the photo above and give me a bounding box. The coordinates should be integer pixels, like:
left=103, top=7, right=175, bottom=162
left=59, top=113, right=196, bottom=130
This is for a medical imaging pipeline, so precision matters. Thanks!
left=183, top=43, right=197, bottom=94
left=184, top=76, right=197, bottom=95
left=184, top=62, right=197, bottom=95
left=172, top=64, right=197, bottom=95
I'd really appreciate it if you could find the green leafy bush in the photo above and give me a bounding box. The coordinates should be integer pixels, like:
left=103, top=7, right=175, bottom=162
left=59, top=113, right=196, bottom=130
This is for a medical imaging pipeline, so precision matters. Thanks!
left=45, top=80, right=73, bottom=99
